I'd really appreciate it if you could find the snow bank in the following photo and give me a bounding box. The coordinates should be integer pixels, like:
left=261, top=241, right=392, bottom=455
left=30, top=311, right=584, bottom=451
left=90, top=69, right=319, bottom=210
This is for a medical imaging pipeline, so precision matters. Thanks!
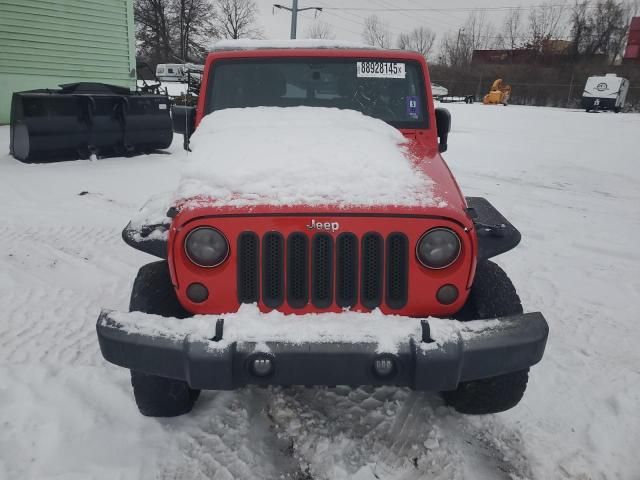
left=211, top=39, right=376, bottom=51
left=178, top=107, right=435, bottom=208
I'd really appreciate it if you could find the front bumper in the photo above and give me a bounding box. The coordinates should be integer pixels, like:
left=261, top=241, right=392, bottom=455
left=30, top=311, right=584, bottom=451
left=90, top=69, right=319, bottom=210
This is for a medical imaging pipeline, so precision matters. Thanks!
left=96, top=310, right=548, bottom=391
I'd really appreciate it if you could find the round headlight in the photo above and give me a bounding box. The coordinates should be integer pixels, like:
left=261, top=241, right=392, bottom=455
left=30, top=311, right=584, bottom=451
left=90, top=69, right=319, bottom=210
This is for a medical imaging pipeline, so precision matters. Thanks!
left=184, top=227, right=229, bottom=267
left=417, top=228, right=461, bottom=269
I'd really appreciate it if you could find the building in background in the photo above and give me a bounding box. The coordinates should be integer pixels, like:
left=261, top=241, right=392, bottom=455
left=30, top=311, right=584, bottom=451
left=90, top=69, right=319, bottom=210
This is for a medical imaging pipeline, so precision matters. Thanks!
left=0, top=0, right=136, bottom=124
left=623, top=17, right=640, bottom=64
left=472, top=40, right=579, bottom=66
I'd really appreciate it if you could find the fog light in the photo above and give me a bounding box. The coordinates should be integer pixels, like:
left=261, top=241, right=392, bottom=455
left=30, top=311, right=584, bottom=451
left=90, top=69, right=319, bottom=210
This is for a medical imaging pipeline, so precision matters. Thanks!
left=436, top=284, right=458, bottom=305
left=373, top=355, right=396, bottom=378
left=251, top=356, right=274, bottom=377
left=186, top=283, right=208, bottom=303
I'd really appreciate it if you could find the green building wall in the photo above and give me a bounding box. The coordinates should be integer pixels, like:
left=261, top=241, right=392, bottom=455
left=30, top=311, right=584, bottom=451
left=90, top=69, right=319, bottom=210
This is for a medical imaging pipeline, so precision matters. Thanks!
left=0, top=0, right=136, bottom=123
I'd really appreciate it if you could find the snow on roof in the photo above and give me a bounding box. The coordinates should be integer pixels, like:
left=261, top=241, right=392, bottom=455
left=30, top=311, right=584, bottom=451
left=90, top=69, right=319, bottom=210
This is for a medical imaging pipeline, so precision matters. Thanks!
left=176, top=107, right=436, bottom=208
left=210, top=39, right=378, bottom=51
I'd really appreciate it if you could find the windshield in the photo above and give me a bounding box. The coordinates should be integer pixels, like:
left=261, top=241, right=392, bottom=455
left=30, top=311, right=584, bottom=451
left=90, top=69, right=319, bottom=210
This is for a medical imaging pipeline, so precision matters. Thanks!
left=205, top=58, right=428, bottom=129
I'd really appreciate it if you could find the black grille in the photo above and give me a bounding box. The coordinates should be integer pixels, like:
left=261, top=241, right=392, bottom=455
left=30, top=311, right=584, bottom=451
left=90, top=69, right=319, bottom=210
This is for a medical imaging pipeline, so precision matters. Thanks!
left=287, top=233, right=308, bottom=308
left=361, top=233, right=383, bottom=309
left=237, top=232, right=259, bottom=304
left=236, top=230, right=409, bottom=310
left=262, top=232, right=284, bottom=308
left=336, top=233, right=358, bottom=308
left=312, top=234, right=333, bottom=308
left=386, top=233, right=409, bottom=309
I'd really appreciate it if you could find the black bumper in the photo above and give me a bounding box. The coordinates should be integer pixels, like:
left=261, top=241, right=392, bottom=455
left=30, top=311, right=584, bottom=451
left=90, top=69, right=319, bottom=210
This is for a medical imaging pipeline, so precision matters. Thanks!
left=97, top=311, right=548, bottom=391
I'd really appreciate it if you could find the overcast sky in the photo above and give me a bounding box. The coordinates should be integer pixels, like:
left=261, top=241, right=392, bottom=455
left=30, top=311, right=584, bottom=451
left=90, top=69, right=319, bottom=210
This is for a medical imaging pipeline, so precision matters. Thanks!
left=256, top=0, right=576, bottom=45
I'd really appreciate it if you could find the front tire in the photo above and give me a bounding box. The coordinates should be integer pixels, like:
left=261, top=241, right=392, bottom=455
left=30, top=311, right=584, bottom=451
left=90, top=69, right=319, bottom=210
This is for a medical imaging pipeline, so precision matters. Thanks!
left=128, top=261, right=200, bottom=417
left=444, top=261, right=529, bottom=414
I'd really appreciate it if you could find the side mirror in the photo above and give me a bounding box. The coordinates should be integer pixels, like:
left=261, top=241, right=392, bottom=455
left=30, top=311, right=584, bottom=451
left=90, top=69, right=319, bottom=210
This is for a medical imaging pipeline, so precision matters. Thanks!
left=435, top=108, right=451, bottom=153
left=171, top=105, right=196, bottom=150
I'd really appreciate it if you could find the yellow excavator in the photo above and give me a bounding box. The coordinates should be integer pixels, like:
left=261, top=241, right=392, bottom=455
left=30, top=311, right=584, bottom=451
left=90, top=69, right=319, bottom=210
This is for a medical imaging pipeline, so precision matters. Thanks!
left=483, top=79, right=512, bottom=105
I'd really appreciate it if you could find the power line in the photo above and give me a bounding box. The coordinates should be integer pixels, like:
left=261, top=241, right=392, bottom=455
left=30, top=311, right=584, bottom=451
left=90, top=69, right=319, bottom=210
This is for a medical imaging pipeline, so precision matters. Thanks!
left=369, top=0, right=460, bottom=30
left=320, top=3, right=605, bottom=12
left=406, top=0, right=468, bottom=27
left=298, top=10, right=362, bottom=36
left=315, top=2, right=410, bottom=35
left=274, top=1, right=323, bottom=39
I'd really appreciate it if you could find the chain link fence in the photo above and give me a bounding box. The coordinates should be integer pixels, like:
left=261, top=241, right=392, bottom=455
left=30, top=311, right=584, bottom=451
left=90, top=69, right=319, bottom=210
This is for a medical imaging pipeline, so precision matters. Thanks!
left=430, top=63, right=640, bottom=110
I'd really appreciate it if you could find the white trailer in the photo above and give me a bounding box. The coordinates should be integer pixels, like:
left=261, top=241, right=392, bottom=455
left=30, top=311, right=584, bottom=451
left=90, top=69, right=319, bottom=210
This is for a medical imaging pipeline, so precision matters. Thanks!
left=431, top=83, right=449, bottom=98
left=582, top=74, right=630, bottom=113
left=155, top=63, right=204, bottom=83
left=155, top=64, right=186, bottom=82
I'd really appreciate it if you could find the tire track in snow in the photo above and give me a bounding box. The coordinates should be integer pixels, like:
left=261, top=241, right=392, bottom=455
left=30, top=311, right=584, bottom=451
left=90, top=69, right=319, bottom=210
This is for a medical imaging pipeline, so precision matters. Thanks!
left=0, top=286, right=104, bottom=365
left=0, top=223, right=137, bottom=366
left=156, top=389, right=302, bottom=480
left=265, top=386, right=534, bottom=480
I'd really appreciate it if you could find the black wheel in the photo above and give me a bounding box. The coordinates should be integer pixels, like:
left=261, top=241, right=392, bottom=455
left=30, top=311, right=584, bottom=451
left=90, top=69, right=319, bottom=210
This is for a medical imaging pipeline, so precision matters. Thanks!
left=129, top=261, right=189, bottom=319
left=444, top=260, right=529, bottom=414
left=128, top=261, right=200, bottom=417
left=613, top=107, right=621, bottom=113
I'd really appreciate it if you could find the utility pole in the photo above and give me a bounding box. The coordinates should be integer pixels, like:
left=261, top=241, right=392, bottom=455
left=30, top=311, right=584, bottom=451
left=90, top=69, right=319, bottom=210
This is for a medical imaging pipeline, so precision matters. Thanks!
left=567, top=70, right=575, bottom=107
left=455, top=28, right=465, bottom=67
left=273, top=1, right=322, bottom=39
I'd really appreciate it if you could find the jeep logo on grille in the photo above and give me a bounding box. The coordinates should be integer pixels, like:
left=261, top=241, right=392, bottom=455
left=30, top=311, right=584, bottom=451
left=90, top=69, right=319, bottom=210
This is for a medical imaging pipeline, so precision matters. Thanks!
left=306, top=219, right=340, bottom=232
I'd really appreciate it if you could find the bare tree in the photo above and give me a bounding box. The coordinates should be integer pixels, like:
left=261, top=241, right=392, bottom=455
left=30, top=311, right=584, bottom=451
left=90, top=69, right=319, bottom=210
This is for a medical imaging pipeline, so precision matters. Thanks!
left=397, top=26, right=436, bottom=58
left=362, top=15, right=392, bottom=48
left=438, top=12, right=496, bottom=67
left=570, top=1, right=635, bottom=62
left=569, top=1, right=590, bottom=59
left=584, top=0, right=635, bottom=62
left=214, top=0, right=262, bottom=39
left=135, top=0, right=218, bottom=64
left=135, top=0, right=174, bottom=63
left=305, top=21, right=335, bottom=40
left=503, top=7, right=523, bottom=50
left=526, top=2, right=566, bottom=51
left=172, top=0, right=217, bottom=61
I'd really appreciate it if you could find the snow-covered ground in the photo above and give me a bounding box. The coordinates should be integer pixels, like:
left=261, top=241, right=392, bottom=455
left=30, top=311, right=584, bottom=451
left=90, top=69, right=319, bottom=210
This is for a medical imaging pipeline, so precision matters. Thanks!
left=1, top=105, right=639, bottom=480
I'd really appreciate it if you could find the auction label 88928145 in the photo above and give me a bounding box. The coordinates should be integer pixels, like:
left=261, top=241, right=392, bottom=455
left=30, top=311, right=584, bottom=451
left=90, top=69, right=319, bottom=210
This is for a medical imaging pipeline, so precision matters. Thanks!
left=356, top=62, right=406, bottom=79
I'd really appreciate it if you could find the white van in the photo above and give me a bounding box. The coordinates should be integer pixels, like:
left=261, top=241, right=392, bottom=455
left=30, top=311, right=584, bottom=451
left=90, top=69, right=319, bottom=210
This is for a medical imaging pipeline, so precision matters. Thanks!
left=582, top=74, right=630, bottom=112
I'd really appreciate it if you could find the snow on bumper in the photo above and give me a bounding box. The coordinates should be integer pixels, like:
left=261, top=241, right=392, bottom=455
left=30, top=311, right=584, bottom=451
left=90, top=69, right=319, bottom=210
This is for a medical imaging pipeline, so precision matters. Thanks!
left=96, top=307, right=548, bottom=391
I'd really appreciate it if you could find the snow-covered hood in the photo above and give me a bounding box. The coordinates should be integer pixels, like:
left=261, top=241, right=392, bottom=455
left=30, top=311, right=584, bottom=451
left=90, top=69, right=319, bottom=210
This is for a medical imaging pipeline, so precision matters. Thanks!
left=178, top=107, right=441, bottom=209
left=130, top=107, right=469, bottom=232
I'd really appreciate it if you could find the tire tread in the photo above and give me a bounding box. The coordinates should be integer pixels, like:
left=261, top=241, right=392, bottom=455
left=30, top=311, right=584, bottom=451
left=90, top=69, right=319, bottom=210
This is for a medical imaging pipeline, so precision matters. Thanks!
left=445, top=260, right=529, bottom=415
left=128, top=261, right=200, bottom=417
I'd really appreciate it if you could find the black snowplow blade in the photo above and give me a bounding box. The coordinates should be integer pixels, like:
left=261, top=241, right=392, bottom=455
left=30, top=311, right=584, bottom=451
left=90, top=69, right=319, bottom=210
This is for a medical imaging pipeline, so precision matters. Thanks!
left=97, top=310, right=548, bottom=391
left=9, top=82, right=172, bottom=163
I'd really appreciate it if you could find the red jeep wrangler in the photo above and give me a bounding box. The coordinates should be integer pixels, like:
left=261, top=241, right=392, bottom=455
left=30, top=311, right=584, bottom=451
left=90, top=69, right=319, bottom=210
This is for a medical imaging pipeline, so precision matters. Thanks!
left=97, top=42, right=548, bottom=417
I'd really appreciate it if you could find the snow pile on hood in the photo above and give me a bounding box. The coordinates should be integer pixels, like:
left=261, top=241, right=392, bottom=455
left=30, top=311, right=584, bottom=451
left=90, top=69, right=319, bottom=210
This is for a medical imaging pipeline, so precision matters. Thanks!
left=176, top=107, right=436, bottom=208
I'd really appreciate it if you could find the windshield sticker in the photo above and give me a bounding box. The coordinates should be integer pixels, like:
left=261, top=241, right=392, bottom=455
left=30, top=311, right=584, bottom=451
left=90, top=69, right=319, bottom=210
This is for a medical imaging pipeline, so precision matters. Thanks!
left=356, top=62, right=406, bottom=79
left=406, top=96, right=419, bottom=118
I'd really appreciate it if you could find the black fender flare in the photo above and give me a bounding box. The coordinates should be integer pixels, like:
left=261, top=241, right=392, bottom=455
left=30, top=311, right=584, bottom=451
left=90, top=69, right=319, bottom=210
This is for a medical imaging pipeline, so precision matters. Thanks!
left=465, top=197, right=522, bottom=260
left=122, top=221, right=168, bottom=259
